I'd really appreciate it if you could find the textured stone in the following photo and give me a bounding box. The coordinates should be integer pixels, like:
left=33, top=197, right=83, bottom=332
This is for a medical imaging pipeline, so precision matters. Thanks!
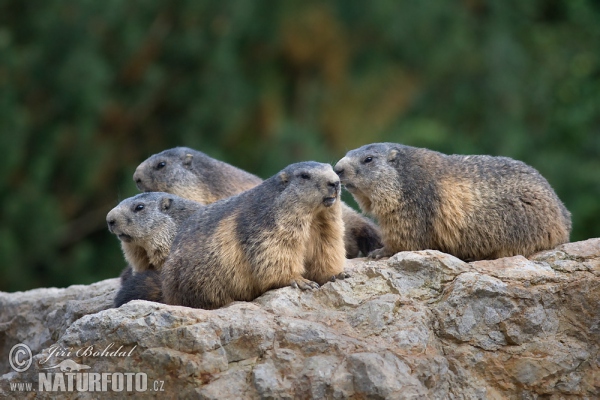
left=0, top=279, right=119, bottom=373
left=1, top=238, right=599, bottom=399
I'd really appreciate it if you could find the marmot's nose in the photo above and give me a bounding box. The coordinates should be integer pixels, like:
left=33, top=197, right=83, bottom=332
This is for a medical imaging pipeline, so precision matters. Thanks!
left=107, top=218, right=116, bottom=227
left=328, top=181, right=340, bottom=192
left=133, top=172, right=142, bottom=185
left=133, top=167, right=145, bottom=187
left=333, top=166, right=344, bottom=177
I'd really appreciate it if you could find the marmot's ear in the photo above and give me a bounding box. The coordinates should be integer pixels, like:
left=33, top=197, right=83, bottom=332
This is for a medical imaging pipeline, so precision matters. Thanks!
left=278, top=171, right=289, bottom=186
left=160, top=197, right=173, bottom=211
left=183, top=153, right=194, bottom=167
left=388, top=149, right=399, bottom=162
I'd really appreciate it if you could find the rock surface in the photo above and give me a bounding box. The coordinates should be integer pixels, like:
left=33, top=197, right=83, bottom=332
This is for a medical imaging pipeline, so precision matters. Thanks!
left=0, top=279, right=119, bottom=373
left=1, top=239, right=599, bottom=399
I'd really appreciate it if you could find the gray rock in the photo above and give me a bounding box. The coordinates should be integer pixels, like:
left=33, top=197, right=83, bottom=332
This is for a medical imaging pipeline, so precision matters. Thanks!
left=1, top=238, right=599, bottom=399
left=0, top=278, right=119, bottom=373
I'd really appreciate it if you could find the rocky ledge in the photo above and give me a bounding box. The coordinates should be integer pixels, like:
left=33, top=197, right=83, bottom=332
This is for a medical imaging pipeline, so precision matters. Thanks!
left=1, top=239, right=599, bottom=399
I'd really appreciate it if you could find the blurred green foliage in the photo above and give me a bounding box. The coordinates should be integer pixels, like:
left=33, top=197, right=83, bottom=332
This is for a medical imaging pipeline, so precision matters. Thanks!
left=1, top=0, right=598, bottom=292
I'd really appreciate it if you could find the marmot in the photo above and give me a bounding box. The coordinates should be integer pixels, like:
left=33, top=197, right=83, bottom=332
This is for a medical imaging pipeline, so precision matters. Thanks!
left=106, top=193, right=202, bottom=307
left=133, top=146, right=382, bottom=257
left=106, top=192, right=204, bottom=273
left=333, top=143, right=572, bottom=261
left=161, top=161, right=347, bottom=309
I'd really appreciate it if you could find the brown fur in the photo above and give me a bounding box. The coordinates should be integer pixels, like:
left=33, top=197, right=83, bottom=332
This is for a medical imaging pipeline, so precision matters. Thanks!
left=303, top=204, right=347, bottom=284
left=134, top=147, right=382, bottom=257
left=334, top=143, right=572, bottom=261
left=161, top=162, right=347, bottom=309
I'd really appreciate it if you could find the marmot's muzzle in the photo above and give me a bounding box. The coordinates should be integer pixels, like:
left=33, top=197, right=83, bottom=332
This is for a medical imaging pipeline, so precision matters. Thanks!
left=322, top=197, right=337, bottom=207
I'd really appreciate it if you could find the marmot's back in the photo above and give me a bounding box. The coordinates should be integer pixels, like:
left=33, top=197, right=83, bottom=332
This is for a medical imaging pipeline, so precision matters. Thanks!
left=435, top=153, right=571, bottom=259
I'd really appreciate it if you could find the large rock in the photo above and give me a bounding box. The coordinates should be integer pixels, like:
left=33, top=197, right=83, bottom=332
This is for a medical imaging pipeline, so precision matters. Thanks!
left=1, top=239, right=599, bottom=399
left=0, top=279, right=119, bottom=373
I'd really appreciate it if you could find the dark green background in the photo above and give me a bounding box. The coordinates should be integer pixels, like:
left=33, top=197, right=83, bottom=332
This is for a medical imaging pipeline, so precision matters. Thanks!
left=1, top=0, right=599, bottom=292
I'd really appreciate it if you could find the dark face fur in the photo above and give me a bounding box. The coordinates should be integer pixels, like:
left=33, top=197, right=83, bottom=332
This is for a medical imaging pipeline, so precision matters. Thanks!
left=333, top=143, right=404, bottom=214
left=333, top=143, right=399, bottom=193
left=106, top=193, right=176, bottom=243
left=279, top=162, right=341, bottom=209
left=133, top=148, right=197, bottom=193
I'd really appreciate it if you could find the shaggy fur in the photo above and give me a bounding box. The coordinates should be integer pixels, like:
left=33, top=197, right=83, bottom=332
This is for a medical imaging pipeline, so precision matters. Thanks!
left=334, top=143, right=571, bottom=261
left=161, top=162, right=347, bottom=309
left=133, top=147, right=382, bottom=257
left=106, top=192, right=204, bottom=273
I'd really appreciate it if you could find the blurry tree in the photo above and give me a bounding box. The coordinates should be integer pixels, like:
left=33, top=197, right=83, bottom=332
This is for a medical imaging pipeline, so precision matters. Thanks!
left=0, top=0, right=598, bottom=291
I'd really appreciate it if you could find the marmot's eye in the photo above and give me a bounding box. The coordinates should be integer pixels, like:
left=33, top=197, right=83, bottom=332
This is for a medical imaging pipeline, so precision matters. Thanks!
left=363, top=156, right=373, bottom=163
left=134, top=204, right=145, bottom=212
left=301, top=173, right=311, bottom=180
left=156, top=161, right=166, bottom=170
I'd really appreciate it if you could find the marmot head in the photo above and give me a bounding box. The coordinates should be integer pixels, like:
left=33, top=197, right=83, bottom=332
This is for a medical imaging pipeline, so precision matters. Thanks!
left=107, top=192, right=180, bottom=242
left=276, top=162, right=341, bottom=210
left=333, top=143, right=408, bottom=213
left=133, top=146, right=263, bottom=204
left=133, top=147, right=204, bottom=200
left=106, top=192, right=201, bottom=270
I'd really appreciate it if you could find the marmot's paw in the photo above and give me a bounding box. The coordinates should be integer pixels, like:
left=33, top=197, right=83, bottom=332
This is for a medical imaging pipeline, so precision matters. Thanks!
left=367, top=247, right=393, bottom=260
left=330, top=272, right=351, bottom=282
left=291, top=277, right=320, bottom=290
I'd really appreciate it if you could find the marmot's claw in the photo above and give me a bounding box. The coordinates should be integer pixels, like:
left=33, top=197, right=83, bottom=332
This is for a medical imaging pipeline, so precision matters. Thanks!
left=291, top=277, right=320, bottom=290
left=367, top=248, right=389, bottom=260
left=330, top=272, right=350, bottom=281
